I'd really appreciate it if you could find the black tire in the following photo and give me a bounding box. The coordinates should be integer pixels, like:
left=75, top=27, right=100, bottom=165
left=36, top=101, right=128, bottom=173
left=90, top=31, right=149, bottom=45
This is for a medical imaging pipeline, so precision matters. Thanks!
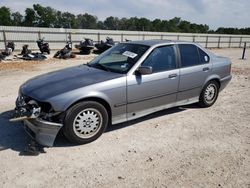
left=63, top=101, right=109, bottom=144
left=53, top=51, right=60, bottom=58
left=199, top=80, right=219, bottom=107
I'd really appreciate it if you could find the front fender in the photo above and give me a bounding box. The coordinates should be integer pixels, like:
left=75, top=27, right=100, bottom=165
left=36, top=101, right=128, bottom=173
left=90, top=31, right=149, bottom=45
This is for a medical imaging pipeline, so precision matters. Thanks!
left=47, top=87, right=113, bottom=112
left=46, top=77, right=127, bottom=112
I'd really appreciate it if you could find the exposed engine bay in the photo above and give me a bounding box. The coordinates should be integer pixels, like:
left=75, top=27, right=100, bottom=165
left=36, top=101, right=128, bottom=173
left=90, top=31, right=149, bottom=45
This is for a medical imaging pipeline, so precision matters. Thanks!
left=10, top=93, right=63, bottom=147
left=10, top=96, right=41, bottom=122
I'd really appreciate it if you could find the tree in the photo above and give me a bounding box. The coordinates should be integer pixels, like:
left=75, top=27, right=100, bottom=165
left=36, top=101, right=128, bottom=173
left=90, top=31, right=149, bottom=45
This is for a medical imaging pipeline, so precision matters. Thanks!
left=23, top=8, right=36, bottom=26
left=103, top=16, right=120, bottom=30
left=0, top=6, right=12, bottom=26
left=33, top=4, right=57, bottom=27
left=60, top=12, right=77, bottom=28
left=152, top=19, right=163, bottom=32
left=137, top=18, right=152, bottom=31
left=11, top=12, right=23, bottom=26
left=0, top=4, right=249, bottom=34
left=179, top=20, right=191, bottom=33
left=76, top=13, right=98, bottom=29
left=168, top=17, right=181, bottom=32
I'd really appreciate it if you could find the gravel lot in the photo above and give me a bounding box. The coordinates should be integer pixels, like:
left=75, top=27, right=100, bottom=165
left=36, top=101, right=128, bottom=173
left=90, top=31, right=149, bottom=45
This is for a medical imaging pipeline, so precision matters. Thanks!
left=0, top=49, right=249, bottom=187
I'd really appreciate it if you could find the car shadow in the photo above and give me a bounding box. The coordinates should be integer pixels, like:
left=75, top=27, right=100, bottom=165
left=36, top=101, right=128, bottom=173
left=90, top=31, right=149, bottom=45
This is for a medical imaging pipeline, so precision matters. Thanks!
left=0, top=110, right=30, bottom=153
left=54, top=106, right=189, bottom=147
left=106, top=106, right=186, bottom=133
left=0, top=104, right=199, bottom=152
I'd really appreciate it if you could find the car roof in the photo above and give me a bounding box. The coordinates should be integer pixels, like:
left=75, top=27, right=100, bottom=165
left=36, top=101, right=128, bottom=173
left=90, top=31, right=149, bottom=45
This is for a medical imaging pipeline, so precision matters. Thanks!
left=126, top=39, right=191, bottom=47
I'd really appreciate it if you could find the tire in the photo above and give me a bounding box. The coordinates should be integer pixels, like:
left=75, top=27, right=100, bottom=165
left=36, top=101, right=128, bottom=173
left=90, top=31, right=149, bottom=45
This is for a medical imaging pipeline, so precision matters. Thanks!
left=63, top=101, right=109, bottom=144
left=53, top=51, right=60, bottom=58
left=199, top=80, right=219, bottom=107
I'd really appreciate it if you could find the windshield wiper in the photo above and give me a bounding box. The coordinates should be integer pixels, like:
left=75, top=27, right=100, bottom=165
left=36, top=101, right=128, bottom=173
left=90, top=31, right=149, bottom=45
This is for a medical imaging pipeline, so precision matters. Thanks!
left=93, top=63, right=111, bottom=72
left=86, top=62, right=92, bottom=67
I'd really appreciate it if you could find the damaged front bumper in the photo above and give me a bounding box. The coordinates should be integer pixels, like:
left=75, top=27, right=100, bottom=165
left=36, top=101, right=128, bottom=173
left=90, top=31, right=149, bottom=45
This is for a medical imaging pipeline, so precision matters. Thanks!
left=10, top=93, right=63, bottom=147
left=23, top=118, right=63, bottom=147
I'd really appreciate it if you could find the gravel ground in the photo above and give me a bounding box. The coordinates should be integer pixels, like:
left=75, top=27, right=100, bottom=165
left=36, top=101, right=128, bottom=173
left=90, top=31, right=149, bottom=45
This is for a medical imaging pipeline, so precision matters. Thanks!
left=0, top=49, right=249, bottom=188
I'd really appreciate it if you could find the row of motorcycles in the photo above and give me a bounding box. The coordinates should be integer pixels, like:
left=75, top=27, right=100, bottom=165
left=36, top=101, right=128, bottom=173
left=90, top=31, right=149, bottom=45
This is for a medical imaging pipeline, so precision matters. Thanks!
left=20, top=39, right=49, bottom=60
left=75, top=37, right=115, bottom=54
left=1, top=37, right=117, bottom=61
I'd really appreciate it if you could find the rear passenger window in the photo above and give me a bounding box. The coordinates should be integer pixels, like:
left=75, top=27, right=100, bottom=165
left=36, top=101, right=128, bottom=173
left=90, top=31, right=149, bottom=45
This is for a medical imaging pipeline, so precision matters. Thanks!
left=198, top=48, right=210, bottom=63
left=142, top=45, right=176, bottom=73
left=179, top=44, right=200, bottom=67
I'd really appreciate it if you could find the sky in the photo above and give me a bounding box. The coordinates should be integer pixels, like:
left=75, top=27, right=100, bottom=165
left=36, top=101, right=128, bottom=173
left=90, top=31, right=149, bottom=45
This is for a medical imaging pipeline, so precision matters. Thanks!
left=0, top=0, right=250, bottom=30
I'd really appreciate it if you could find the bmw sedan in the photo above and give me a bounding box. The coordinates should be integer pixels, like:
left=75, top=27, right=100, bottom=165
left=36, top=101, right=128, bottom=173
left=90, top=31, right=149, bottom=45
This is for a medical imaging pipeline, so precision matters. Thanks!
left=11, top=40, right=232, bottom=146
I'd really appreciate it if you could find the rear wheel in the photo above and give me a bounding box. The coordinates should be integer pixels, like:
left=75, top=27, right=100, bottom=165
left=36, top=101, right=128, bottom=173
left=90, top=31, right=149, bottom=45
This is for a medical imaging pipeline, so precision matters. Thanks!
left=199, top=80, right=219, bottom=107
left=63, top=101, right=108, bottom=144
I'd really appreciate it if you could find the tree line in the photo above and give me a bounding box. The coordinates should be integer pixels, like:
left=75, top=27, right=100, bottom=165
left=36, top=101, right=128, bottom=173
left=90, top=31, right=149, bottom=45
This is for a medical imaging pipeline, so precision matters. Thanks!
left=0, top=4, right=249, bottom=34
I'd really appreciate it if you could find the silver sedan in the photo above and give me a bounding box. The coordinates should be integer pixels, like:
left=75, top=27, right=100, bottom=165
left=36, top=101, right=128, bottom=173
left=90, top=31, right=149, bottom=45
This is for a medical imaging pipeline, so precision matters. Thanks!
left=12, top=40, right=232, bottom=146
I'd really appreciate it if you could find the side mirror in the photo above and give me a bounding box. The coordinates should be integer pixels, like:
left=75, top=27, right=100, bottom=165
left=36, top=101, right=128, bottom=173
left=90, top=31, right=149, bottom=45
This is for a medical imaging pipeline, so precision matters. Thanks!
left=137, top=66, right=153, bottom=75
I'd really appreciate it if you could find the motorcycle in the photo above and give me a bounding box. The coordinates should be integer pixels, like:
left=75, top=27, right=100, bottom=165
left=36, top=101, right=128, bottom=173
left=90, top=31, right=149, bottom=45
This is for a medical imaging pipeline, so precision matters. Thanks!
left=54, top=41, right=76, bottom=59
left=95, top=37, right=115, bottom=53
left=75, top=38, right=94, bottom=54
left=0, top=53, right=5, bottom=61
left=36, top=38, right=50, bottom=54
left=19, top=44, right=46, bottom=61
left=1, top=41, right=15, bottom=57
left=21, top=44, right=31, bottom=56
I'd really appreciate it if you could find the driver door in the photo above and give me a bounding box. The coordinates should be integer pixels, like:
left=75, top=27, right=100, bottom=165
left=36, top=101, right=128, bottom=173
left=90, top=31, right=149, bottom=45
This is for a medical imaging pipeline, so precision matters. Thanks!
left=126, top=45, right=180, bottom=121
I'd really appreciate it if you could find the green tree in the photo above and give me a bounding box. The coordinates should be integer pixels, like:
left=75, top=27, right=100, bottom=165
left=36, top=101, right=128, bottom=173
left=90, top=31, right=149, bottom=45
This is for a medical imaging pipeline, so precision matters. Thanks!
left=0, top=6, right=12, bottom=26
left=168, top=17, right=181, bottom=32
left=33, top=4, right=57, bottom=27
left=179, top=20, right=191, bottom=33
left=0, top=4, right=249, bottom=34
left=61, top=12, right=77, bottom=28
left=103, top=16, right=120, bottom=30
left=23, top=8, right=36, bottom=26
left=76, top=13, right=98, bottom=29
left=137, top=18, right=152, bottom=31
left=152, top=19, right=163, bottom=32
left=11, top=12, right=23, bottom=26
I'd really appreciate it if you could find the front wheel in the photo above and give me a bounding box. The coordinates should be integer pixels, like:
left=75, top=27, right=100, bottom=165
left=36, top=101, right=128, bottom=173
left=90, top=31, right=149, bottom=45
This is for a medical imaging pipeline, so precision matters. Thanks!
left=63, top=101, right=109, bottom=144
left=46, top=48, right=50, bottom=54
left=199, top=80, right=219, bottom=107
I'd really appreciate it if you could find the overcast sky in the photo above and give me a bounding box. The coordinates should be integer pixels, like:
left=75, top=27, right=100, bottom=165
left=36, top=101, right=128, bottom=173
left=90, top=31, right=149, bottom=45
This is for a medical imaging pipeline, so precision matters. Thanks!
left=1, top=0, right=249, bottom=30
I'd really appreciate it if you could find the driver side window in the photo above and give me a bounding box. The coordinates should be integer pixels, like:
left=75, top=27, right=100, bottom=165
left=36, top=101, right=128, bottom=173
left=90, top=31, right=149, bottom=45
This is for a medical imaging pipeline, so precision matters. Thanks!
left=142, top=45, right=177, bottom=73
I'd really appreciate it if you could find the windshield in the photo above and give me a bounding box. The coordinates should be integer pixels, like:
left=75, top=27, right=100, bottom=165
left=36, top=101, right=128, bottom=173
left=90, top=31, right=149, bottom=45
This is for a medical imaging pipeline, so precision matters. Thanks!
left=88, top=43, right=149, bottom=74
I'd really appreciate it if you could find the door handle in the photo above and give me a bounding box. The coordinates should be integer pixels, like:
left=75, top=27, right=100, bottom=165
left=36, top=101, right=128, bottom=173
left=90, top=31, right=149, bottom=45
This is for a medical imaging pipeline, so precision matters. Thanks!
left=169, top=73, right=177, bottom=78
left=203, top=67, right=210, bottom=71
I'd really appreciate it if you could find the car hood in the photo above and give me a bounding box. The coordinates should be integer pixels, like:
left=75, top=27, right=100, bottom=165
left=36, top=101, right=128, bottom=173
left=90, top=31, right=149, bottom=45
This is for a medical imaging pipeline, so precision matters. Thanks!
left=21, top=65, right=123, bottom=101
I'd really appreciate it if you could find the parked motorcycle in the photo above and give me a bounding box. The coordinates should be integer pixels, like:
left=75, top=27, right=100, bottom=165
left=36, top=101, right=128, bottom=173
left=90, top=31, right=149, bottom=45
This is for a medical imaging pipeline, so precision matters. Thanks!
left=1, top=41, right=15, bottom=57
left=19, top=44, right=46, bottom=60
left=95, top=37, right=115, bottom=53
left=54, top=41, right=76, bottom=59
left=37, top=38, right=50, bottom=54
left=21, top=44, right=31, bottom=56
left=0, top=53, right=5, bottom=61
left=75, top=38, right=94, bottom=54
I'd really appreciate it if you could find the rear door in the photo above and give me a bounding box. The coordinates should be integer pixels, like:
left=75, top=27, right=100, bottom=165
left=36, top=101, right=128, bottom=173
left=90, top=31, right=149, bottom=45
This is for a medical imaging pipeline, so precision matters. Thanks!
left=177, top=44, right=211, bottom=101
left=127, top=45, right=179, bottom=120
